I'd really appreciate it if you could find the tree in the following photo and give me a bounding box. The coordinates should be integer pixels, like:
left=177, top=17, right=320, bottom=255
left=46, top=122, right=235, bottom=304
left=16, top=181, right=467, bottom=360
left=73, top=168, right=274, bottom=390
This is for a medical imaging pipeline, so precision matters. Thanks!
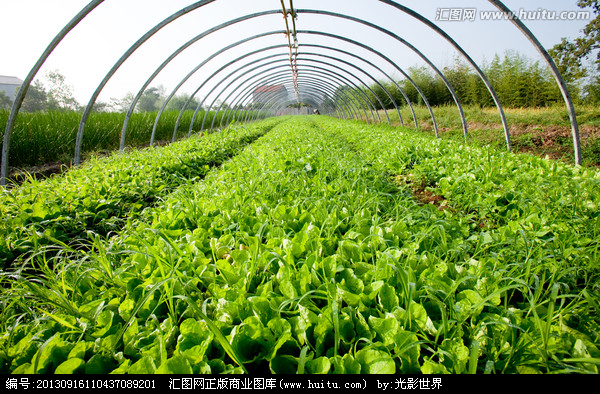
left=164, top=93, right=201, bottom=112
left=0, top=91, right=12, bottom=110
left=138, top=86, right=165, bottom=112
left=20, top=80, right=48, bottom=112
left=549, top=1, right=600, bottom=83
left=98, top=93, right=135, bottom=113
left=549, top=37, right=588, bottom=83
left=43, top=70, right=80, bottom=111
left=17, top=70, right=80, bottom=112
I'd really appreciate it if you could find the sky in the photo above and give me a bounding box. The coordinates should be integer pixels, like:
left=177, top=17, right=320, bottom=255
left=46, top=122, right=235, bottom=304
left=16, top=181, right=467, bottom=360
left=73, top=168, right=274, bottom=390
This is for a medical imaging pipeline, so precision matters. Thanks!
left=0, top=0, right=594, bottom=107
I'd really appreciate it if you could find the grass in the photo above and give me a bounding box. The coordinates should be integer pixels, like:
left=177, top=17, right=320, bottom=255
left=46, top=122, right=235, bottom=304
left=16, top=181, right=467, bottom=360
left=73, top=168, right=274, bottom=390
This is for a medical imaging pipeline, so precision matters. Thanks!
left=3, top=104, right=598, bottom=181
left=1, top=116, right=598, bottom=374
left=0, top=109, right=266, bottom=176
left=0, top=117, right=282, bottom=271
left=382, top=104, right=600, bottom=167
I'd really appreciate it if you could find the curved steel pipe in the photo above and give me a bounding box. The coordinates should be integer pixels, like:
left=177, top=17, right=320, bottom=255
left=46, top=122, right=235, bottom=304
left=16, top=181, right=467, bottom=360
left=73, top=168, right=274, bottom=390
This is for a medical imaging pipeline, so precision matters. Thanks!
left=1, top=0, right=104, bottom=185
left=299, top=51, right=402, bottom=124
left=302, top=45, right=411, bottom=127
left=204, top=66, right=374, bottom=132
left=141, top=19, right=454, bottom=144
left=205, top=61, right=384, bottom=132
left=249, top=79, right=349, bottom=119
left=200, top=64, right=376, bottom=131
left=372, top=2, right=511, bottom=149
left=154, top=27, right=441, bottom=141
left=207, top=57, right=390, bottom=131
left=295, top=9, right=468, bottom=142
left=197, top=71, right=358, bottom=128
left=183, top=53, right=352, bottom=133
left=120, top=10, right=283, bottom=151
left=206, top=74, right=356, bottom=131
left=231, top=77, right=343, bottom=122
left=174, top=48, right=288, bottom=137
left=177, top=54, right=294, bottom=140
left=237, top=76, right=363, bottom=125
left=244, top=87, right=339, bottom=121
left=220, top=74, right=359, bottom=123
left=168, top=40, right=417, bottom=136
left=220, top=74, right=350, bottom=122
left=226, top=76, right=356, bottom=126
left=2, top=0, right=584, bottom=186
left=151, top=32, right=286, bottom=145
left=171, top=51, right=360, bottom=136
left=194, top=59, right=377, bottom=130
left=487, top=0, right=581, bottom=164
left=298, top=30, right=439, bottom=136
left=225, top=60, right=390, bottom=127
left=74, top=0, right=220, bottom=165
left=195, top=50, right=401, bottom=128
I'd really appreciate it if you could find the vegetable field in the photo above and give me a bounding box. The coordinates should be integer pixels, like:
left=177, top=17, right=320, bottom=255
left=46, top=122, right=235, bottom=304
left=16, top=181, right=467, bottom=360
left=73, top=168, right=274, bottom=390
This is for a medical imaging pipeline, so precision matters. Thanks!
left=1, top=116, right=599, bottom=374
left=0, top=109, right=265, bottom=172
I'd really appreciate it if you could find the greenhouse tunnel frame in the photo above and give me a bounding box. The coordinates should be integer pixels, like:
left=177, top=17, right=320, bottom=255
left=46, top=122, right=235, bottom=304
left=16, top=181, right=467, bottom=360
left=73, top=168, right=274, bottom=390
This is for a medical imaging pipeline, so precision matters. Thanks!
left=1, top=0, right=583, bottom=186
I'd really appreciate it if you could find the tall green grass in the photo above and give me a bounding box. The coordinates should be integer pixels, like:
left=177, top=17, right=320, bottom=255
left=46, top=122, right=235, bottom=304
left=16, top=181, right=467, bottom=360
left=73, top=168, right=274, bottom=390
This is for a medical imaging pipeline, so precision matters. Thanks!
left=0, top=109, right=265, bottom=170
left=379, top=104, right=600, bottom=166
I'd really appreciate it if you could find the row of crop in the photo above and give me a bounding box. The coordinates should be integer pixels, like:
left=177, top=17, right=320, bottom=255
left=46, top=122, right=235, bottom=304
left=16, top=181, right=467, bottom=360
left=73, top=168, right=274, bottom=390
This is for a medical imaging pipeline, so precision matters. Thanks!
left=338, top=119, right=600, bottom=275
left=0, top=109, right=267, bottom=169
left=1, top=116, right=431, bottom=374
left=334, top=120, right=600, bottom=372
left=1, top=116, right=599, bottom=374
left=0, top=117, right=282, bottom=270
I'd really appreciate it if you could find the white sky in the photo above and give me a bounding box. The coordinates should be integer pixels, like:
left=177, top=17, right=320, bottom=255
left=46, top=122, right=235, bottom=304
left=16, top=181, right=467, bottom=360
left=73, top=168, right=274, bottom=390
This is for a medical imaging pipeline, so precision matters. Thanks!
left=0, top=0, right=593, bottom=106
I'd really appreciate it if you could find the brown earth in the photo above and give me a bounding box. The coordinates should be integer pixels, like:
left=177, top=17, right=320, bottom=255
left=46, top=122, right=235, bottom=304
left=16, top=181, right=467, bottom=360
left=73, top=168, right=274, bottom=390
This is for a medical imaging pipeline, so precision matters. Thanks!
left=417, top=121, right=600, bottom=166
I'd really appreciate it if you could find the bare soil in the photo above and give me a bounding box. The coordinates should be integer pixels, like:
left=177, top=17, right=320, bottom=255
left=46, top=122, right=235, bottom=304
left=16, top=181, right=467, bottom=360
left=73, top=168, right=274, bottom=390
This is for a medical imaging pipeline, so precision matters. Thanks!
left=418, top=121, right=600, bottom=166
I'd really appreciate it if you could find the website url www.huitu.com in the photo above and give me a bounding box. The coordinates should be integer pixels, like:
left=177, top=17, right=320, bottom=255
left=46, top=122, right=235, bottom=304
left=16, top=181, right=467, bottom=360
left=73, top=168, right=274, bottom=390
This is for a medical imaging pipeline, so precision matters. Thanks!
left=436, top=8, right=591, bottom=22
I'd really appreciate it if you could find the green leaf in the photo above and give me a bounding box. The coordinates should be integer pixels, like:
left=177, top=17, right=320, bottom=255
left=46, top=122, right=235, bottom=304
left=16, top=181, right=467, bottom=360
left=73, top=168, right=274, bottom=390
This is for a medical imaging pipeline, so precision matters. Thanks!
left=68, top=342, right=91, bottom=360
left=177, top=319, right=213, bottom=363
left=317, top=255, right=338, bottom=279
left=516, top=365, right=542, bottom=374
left=85, top=354, right=116, bottom=374
left=409, top=303, right=437, bottom=335
left=128, top=355, right=156, bottom=374
left=55, top=358, right=85, bottom=374
left=454, top=290, right=484, bottom=320
left=368, top=316, right=399, bottom=346
left=230, top=248, right=251, bottom=265
left=118, top=299, right=136, bottom=322
left=230, top=316, right=275, bottom=364
left=421, top=359, right=449, bottom=374
left=270, top=355, right=299, bottom=374
left=291, top=230, right=309, bottom=257
left=394, top=329, right=421, bottom=374
left=379, top=283, right=399, bottom=312
left=306, top=356, right=331, bottom=374
left=440, top=337, right=469, bottom=373
left=355, top=347, right=395, bottom=374
left=156, top=356, right=193, bottom=374
left=331, top=354, right=361, bottom=374
left=93, top=310, right=115, bottom=338
left=32, top=334, right=71, bottom=374
left=340, top=240, right=363, bottom=262
left=249, top=296, right=275, bottom=325
left=268, top=317, right=298, bottom=358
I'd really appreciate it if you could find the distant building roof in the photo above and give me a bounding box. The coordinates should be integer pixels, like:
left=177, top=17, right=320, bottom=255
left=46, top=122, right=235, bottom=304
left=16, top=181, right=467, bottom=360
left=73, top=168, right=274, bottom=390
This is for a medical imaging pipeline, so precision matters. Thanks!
left=0, top=76, right=23, bottom=86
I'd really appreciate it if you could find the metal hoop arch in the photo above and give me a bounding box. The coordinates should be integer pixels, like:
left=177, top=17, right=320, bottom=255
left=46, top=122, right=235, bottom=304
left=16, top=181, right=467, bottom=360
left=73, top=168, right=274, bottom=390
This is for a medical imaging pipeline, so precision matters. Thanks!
left=0, top=0, right=584, bottom=185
